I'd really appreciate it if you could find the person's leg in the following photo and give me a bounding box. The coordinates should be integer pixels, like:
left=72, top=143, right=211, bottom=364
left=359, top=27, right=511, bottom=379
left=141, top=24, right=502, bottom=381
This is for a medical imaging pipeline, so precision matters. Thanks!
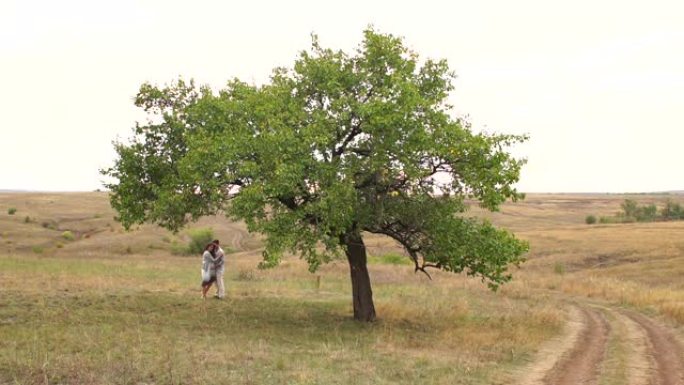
left=201, top=268, right=209, bottom=298
left=216, top=269, right=225, bottom=298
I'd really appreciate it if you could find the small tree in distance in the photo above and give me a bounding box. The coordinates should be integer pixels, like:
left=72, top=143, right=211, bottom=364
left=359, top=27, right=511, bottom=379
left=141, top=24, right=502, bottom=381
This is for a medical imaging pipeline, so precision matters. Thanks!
left=661, top=199, right=684, bottom=220
left=102, top=29, right=529, bottom=322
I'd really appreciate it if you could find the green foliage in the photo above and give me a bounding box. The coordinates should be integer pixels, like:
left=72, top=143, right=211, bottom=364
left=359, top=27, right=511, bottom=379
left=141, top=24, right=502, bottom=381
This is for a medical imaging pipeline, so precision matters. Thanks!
left=23, top=216, right=31, bottom=223
left=32, top=245, right=43, bottom=254
left=619, top=199, right=656, bottom=222
left=617, top=199, right=681, bottom=222
left=636, top=204, right=658, bottom=222
left=620, top=199, right=639, bottom=219
left=171, top=227, right=214, bottom=255
left=661, top=199, right=684, bottom=220
left=102, top=29, right=528, bottom=291
left=599, top=199, right=684, bottom=224
left=187, top=227, right=214, bottom=255
left=585, top=215, right=597, bottom=225
left=7, top=207, right=16, bottom=215
left=61, top=231, right=75, bottom=241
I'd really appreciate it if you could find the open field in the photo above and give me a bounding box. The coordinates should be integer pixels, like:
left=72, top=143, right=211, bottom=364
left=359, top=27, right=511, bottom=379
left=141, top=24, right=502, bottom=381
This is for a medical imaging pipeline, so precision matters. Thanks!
left=2, top=192, right=684, bottom=384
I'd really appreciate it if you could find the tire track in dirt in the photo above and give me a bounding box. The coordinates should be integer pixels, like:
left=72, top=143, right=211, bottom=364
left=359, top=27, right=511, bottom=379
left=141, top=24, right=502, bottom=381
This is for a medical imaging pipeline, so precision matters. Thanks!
left=623, top=311, right=684, bottom=385
left=520, top=302, right=684, bottom=385
left=225, top=225, right=247, bottom=251
left=542, top=305, right=610, bottom=385
left=583, top=305, right=653, bottom=385
left=517, top=305, right=585, bottom=385
left=609, top=308, right=652, bottom=385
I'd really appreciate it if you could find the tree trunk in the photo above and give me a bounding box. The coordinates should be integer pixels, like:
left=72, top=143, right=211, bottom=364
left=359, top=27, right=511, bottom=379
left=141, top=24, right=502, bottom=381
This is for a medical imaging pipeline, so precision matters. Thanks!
left=343, top=231, right=376, bottom=322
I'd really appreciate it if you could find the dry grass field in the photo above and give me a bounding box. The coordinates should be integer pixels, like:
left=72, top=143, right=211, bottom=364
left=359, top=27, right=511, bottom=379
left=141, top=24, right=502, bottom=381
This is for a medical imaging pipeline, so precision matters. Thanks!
left=1, top=192, right=684, bottom=384
left=482, top=194, right=684, bottom=324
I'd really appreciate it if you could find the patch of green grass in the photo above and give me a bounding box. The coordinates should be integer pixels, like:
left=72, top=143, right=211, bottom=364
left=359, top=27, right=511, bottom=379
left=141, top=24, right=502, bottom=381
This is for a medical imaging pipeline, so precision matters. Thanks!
left=61, top=231, right=75, bottom=241
left=7, top=207, right=16, bottom=215
left=368, top=253, right=411, bottom=266
left=598, top=310, right=628, bottom=385
left=31, top=246, right=43, bottom=254
left=553, top=262, right=566, bottom=275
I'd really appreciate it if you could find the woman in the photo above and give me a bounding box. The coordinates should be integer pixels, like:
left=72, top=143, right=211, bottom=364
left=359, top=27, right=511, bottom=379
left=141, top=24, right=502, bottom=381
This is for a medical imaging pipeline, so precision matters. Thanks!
left=200, top=242, right=219, bottom=299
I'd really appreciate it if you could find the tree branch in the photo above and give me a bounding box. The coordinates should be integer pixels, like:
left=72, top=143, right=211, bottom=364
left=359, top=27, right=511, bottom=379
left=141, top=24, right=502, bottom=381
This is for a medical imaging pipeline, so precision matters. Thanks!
left=333, top=116, right=362, bottom=158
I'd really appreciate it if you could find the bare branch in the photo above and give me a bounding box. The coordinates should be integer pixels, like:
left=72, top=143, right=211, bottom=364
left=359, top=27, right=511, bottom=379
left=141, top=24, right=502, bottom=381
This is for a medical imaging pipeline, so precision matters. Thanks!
left=414, top=265, right=433, bottom=280
left=333, top=116, right=362, bottom=158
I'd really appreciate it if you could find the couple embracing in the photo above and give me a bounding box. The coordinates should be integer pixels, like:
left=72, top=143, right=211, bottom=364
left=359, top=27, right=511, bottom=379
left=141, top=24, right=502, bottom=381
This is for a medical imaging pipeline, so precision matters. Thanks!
left=201, top=239, right=226, bottom=299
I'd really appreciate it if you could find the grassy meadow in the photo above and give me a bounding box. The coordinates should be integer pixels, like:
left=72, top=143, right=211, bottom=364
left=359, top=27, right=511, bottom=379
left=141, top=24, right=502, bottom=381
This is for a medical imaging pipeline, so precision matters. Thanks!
left=2, top=192, right=684, bottom=384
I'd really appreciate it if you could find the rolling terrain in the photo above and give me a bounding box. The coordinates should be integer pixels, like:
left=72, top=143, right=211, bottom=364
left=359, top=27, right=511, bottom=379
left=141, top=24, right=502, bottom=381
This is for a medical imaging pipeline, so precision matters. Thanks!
left=1, top=192, right=683, bottom=384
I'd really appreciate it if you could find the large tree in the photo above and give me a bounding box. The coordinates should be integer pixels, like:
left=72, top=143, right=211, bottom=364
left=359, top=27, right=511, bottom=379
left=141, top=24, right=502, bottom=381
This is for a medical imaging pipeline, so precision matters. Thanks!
left=102, top=30, right=528, bottom=322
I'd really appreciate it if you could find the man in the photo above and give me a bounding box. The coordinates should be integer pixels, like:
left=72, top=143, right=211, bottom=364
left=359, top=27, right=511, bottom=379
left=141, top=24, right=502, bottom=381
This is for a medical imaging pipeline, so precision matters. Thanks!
left=212, top=239, right=226, bottom=299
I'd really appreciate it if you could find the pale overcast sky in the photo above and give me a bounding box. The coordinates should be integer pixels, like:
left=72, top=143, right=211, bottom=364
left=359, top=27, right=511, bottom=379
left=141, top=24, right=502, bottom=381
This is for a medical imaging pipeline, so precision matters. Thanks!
left=1, top=0, right=683, bottom=192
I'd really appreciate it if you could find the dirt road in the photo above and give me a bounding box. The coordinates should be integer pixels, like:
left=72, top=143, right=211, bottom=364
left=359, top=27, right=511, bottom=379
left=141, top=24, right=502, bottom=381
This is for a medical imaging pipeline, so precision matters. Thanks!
left=519, top=302, right=684, bottom=385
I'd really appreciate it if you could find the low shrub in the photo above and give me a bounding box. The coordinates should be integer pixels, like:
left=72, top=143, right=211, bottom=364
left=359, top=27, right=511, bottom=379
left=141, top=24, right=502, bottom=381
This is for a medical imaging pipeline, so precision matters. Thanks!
left=32, top=246, right=43, bottom=254
left=661, top=199, right=684, bottom=220
left=187, top=228, right=214, bottom=255
left=171, top=227, right=214, bottom=256
left=41, top=220, right=57, bottom=230
left=585, top=215, right=597, bottom=225
left=61, top=231, right=75, bottom=241
left=7, top=208, right=16, bottom=215
left=606, top=199, right=684, bottom=223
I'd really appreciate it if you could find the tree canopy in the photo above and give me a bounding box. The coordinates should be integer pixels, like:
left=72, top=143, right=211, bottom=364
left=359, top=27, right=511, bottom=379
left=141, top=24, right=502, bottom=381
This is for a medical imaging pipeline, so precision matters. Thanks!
left=102, top=29, right=529, bottom=321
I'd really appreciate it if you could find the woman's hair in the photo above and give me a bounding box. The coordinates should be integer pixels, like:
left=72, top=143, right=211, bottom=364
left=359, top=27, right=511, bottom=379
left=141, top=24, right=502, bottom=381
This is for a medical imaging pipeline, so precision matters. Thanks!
left=204, top=243, right=216, bottom=252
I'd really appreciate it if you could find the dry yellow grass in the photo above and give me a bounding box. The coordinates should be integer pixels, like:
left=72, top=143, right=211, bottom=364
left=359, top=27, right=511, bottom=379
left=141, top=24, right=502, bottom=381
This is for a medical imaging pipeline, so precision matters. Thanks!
left=480, top=194, right=684, bottom=325
left=1, top=192, right=565, bottom=385
left=3, top=191, right=683, bottom=383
